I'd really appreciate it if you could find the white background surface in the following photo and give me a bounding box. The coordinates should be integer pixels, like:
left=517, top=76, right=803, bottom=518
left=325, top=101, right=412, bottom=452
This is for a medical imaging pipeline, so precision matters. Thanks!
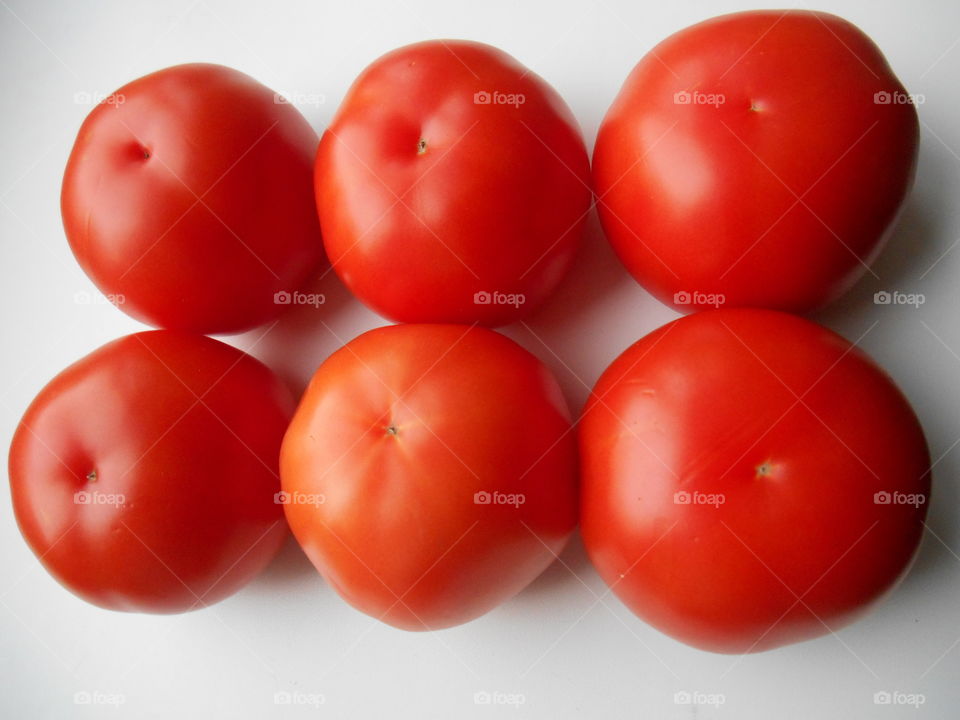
left=2, top=0, right=959, bottom=717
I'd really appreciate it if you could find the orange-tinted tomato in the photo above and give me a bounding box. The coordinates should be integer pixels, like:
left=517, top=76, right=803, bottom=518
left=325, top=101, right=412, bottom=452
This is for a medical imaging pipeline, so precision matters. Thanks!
left=281, top=324, right=578, bottom=629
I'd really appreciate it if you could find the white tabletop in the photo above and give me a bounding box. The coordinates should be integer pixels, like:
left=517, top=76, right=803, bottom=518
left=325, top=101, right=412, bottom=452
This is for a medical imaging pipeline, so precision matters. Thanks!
left=2, top=0, right=958, bottom=717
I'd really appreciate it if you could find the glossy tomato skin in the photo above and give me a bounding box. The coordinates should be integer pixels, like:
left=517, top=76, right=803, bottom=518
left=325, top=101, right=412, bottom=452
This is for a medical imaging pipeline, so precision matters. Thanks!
left=62, top=64, right=324, bottom=334
left=316, top=41, right=592, bottom=326
left=593, top=11, right=919, bottom=313
left=580, top=309, right=929, bottom=653
left=280, top=324, right=577, bottom=629
left=8, top=331, right=293, bottom=613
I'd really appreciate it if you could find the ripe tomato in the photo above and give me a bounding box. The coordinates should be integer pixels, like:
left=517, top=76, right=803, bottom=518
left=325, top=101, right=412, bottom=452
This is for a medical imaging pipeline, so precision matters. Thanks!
left=593, top=11, right=919, bottom=313
left=580, top=309, right=930, bottom=653
left=280, top=324, right=577, bottom=629
left=62, top=64, right=324, bottom=334
left=8, top=331, right=293, bottom=613
left=315, top=41, right=592, bottom=326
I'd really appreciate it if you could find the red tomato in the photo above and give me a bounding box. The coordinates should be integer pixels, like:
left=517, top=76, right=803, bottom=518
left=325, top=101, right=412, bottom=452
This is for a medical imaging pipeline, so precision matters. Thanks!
left=593, top=11, right=919, bottom=313
left=315, top=41, right=592, bottom=326
left=580, top=309, right=930, bottom=653
left=62, top=64, right=324, bottom=334
left=8, top=331, right=293, bottom=613
left=280, top=324, right=577, bottom=629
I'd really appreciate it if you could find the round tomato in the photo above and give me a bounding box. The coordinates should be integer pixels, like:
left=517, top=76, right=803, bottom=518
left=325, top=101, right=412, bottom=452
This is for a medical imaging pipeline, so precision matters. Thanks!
left=580, top=309, right=930, bottom=653
left=8, top=331, right=293, bottom=613
left=593, top=11, right=919, bottom=313
left=62, top=64, right=324, bottom=334
left=315, top=41, right=592, bottom=326
left=280, top=324, right=577, bottom=629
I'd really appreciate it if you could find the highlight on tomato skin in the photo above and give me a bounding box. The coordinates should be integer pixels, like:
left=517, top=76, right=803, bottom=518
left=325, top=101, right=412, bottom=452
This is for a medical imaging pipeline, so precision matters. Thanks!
left=61, top=63, right=326, bottom=335
left=579, top=308, right=930, bottom=654
left=593, top=10, right=920, bottom=314
left=7, top=330, right=294, bottom=613
left=279, top=323, right=579, bottom=630
left=315, top=40, right=593, bottom=327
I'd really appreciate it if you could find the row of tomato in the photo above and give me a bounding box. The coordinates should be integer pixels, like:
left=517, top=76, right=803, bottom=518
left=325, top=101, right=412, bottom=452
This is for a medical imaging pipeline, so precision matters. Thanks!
left=9, top=9, right=928, bottom=654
